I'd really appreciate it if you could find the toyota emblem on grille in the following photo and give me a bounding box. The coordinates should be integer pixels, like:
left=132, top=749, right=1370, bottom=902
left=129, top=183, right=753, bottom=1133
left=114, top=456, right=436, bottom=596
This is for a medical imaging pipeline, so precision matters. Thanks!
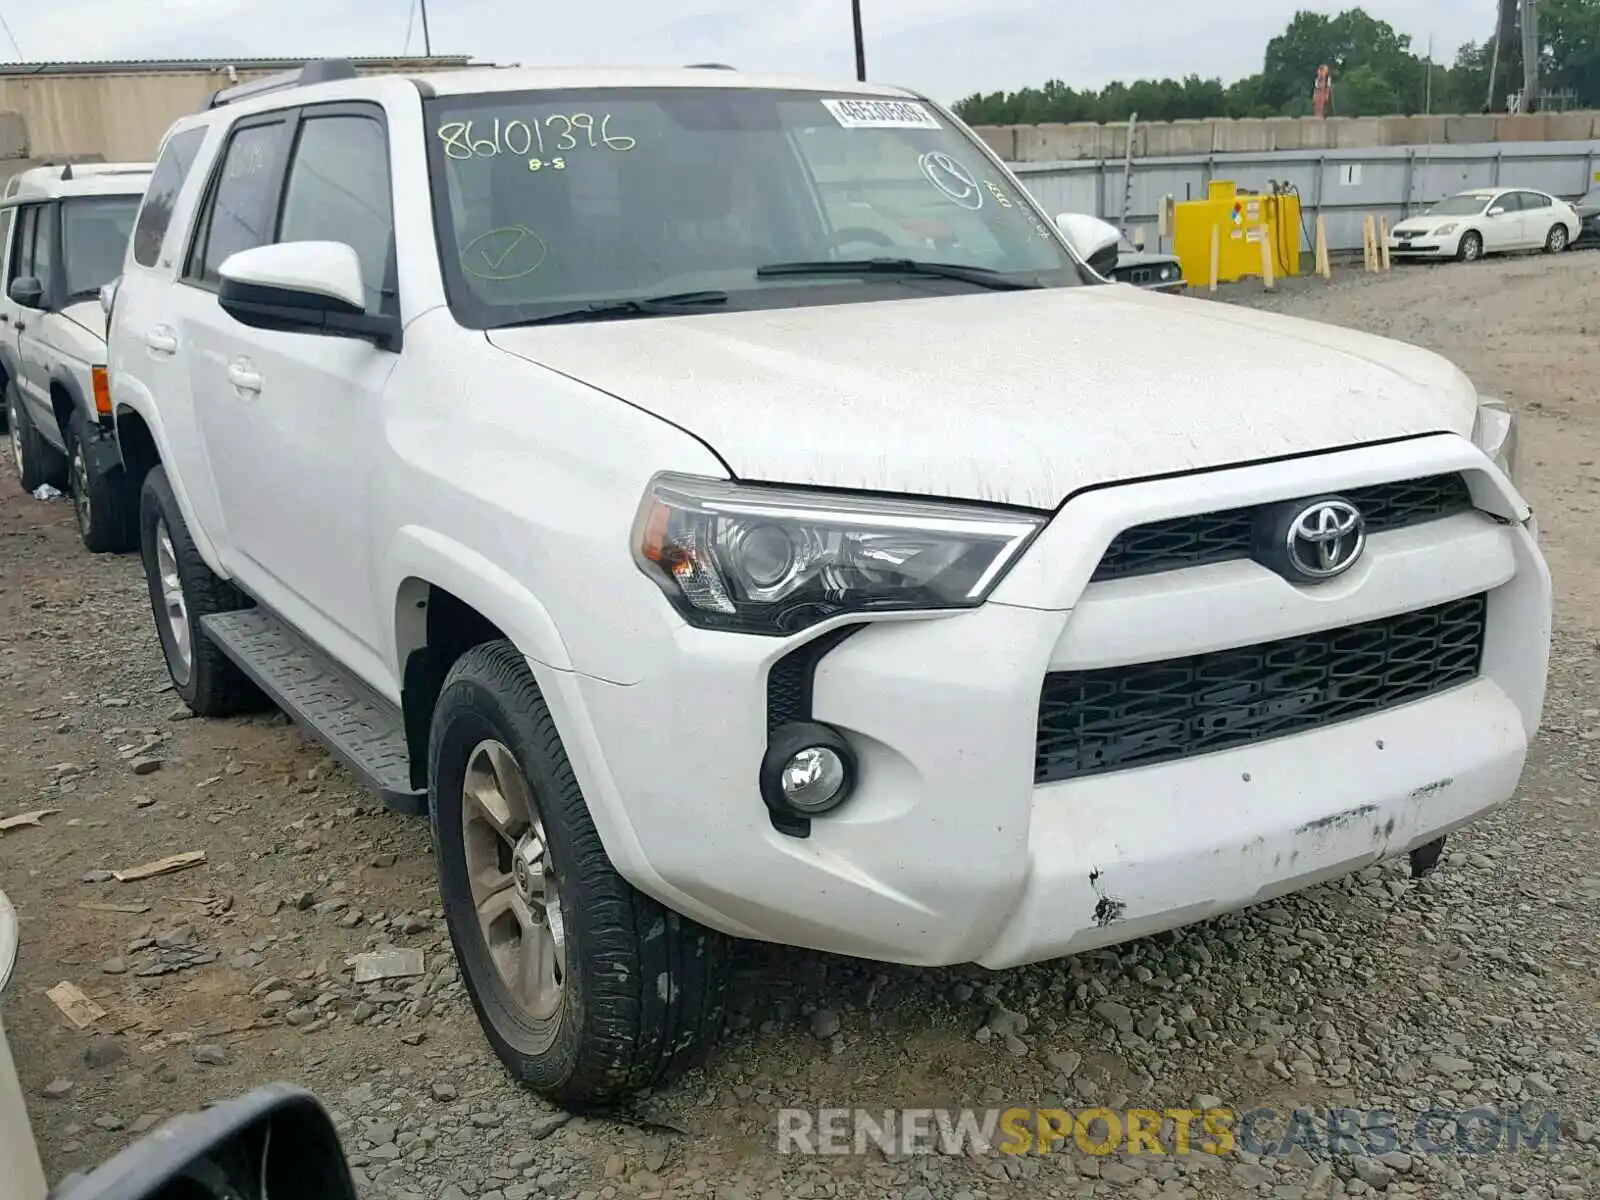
left=1285, top=498, right=1366, bottom=580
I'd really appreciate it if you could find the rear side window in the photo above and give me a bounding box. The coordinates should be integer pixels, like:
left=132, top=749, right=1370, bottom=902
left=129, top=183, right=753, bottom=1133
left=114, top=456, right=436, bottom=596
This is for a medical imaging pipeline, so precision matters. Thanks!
left=1522, top=192, right=1551, bottom=209
left=133, top=126, right=208, bottom=268
left=186, top=119, right=290, bottom=286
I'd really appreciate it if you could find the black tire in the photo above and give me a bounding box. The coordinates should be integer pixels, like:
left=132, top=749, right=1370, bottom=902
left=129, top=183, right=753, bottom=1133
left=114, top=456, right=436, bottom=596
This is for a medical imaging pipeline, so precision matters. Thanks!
left=138, top=464, right=263, bottom=717
left=6, top=383, right=67, bottom=493
left=430, top=641, right=730, bottom=1107
left=1457, top=231, right=1484, bottom=263
left=69, top=411, right=137, bottom=554
left=1545, top=224, right=1570, bottom=253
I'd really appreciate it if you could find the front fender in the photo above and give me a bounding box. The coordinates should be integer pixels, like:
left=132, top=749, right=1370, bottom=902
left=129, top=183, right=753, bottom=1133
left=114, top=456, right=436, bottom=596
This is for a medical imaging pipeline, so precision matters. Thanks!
left=383, top=526, right=673, bottom=888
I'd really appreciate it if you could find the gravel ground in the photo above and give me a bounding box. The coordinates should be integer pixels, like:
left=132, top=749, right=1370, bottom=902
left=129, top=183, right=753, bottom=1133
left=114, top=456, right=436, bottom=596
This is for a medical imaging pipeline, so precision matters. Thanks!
left=2, top=251, right=1597, bottom=1200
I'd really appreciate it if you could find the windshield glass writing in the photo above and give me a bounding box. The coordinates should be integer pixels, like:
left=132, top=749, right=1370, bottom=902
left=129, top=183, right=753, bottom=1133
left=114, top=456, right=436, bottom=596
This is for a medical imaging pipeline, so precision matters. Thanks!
left=1427, top=195, right=1490, bottom=217
left=63, top=196, right=138, bottom=298
left=64, top=196, right=139, bottom=299
left=423, top=88, right=1082, bottom=327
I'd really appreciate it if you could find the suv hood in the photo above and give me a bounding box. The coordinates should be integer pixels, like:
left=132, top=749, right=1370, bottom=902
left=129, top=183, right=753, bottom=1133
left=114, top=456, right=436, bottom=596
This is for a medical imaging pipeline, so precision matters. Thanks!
left=487, top=287, right=1479, bottom=509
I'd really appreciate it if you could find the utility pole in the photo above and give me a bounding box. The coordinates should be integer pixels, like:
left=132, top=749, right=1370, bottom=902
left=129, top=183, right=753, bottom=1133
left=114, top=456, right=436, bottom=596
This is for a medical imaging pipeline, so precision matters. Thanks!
left=1424, top=35, right=1433, bottom=114
left=851, top=0, right=866, bottom=81
left=1520, top=0, right=1540, bottom=112
left=419, top=0, right=433, bottom=57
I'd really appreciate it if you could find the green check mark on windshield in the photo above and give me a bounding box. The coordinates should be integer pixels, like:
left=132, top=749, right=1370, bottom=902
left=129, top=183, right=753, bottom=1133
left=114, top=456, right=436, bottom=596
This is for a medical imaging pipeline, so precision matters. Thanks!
left=479, top=229, right=527, bottom=271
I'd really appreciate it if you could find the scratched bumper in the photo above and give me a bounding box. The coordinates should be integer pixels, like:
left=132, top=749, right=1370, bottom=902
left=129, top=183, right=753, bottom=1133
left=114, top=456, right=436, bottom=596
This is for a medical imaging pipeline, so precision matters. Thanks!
left=567, top=439, right=1547, bottom=969
left=975, top=677, right=1528, bottom=968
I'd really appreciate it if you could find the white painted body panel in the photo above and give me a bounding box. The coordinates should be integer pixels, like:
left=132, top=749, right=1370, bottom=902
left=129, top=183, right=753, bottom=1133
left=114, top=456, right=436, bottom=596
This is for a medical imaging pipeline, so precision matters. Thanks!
left=0, top=887, right=48, bottom=1200
left=109, top=70, right=1554, bottom=970
left=488, top=285, right=1482, bottom=509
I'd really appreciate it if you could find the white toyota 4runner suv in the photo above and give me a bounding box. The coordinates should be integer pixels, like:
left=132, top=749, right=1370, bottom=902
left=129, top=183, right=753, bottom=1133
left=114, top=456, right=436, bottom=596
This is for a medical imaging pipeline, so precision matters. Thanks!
left=107, top=60, right=1549, bottom=1106
left=2, top=162, right=151, bottom=551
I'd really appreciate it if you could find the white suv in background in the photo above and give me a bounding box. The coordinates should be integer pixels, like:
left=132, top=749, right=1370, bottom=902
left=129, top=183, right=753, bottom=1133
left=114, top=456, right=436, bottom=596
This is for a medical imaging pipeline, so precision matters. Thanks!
left=107, top=60, right=1549, bottom=1106
left=2, top=162, right=151, bottom=551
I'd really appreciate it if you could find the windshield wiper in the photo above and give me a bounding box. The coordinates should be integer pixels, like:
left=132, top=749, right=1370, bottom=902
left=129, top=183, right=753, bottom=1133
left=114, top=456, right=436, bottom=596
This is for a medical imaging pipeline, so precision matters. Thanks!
left=755, top=258, right=1043, bottom=290
left=499, top=290, right=730, bottom=328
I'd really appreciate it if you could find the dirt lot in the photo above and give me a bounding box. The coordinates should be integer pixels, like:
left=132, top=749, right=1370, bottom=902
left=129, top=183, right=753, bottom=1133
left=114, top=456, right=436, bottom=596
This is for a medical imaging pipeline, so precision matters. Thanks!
left=3, top=253, right=1598, bottom=1200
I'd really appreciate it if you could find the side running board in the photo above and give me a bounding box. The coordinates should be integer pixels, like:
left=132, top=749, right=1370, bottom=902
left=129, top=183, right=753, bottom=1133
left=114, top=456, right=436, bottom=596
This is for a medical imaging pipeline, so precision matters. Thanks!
left=200, top=610, right=427, bottom=817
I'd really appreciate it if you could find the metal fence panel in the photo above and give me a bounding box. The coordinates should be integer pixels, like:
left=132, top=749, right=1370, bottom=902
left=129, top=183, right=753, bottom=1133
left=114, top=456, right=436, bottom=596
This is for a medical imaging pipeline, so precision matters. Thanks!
left=1010, top=140, right=1600, bottom=255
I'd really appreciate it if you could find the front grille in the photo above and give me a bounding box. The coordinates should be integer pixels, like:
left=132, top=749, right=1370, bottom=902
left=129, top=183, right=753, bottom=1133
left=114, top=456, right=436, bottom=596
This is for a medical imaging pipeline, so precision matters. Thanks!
left=1034, top=593, right=1487, bottom=785
left=1093, top=473, right=1475, bottom=583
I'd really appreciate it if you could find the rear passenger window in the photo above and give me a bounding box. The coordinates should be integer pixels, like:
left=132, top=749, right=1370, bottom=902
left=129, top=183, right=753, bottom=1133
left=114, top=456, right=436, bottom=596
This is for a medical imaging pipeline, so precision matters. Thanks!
left=133, top=126, right=208, bottom=268
left=277, top=114, right=395, bottom=314
left=188, top=120, right=289, bottom=286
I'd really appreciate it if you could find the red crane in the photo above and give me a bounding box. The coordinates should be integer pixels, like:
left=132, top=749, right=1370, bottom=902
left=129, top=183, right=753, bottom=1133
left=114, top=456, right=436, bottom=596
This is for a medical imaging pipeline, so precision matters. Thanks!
left=1313, top=65, right=1333, bottom=118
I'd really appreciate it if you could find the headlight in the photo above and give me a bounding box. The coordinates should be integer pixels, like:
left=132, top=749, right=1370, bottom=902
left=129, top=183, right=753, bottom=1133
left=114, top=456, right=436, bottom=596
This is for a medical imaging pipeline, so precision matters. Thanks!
left=632, top=474, right=1045, bottom=635
left=1471, top=398, right=1519, bottom=486
left=1434, top=223, right=1457, bottom=235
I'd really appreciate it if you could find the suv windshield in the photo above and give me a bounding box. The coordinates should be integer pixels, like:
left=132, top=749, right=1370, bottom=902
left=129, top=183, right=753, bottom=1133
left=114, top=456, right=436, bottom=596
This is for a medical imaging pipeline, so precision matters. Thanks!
left=423, top=87, right=1085, bottom=328
left=1426, top=194, right=1492, bottom=217
left=63, top=195, right=139, bottom=299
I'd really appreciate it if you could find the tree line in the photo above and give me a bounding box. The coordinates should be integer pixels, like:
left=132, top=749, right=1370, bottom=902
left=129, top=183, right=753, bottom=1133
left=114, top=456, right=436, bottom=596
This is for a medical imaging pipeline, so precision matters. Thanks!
left=953, top=2, right=1600, bottom=125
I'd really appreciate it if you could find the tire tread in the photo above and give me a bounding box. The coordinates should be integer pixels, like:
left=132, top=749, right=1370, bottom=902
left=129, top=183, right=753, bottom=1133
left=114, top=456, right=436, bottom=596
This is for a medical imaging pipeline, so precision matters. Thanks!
left=434, top=641, right=729, bottom=1106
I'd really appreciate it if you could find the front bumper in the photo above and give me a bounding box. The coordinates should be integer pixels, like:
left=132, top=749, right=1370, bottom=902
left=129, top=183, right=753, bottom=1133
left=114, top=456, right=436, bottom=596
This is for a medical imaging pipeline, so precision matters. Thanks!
left=563, top=435, right=1549, bottom=968
left=1389, top=239, right=1446, bottom=257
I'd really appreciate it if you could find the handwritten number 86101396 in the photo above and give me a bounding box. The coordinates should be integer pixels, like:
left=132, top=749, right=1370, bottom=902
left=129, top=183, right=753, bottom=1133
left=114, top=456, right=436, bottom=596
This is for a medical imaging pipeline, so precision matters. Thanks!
left=437, top=114, right=636, bottom=160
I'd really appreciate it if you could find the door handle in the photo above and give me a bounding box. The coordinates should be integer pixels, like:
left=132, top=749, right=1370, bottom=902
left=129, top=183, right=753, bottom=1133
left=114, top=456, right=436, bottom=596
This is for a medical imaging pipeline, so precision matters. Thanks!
left=145, top=329, right=178, bottom=355
left=13, top=319, right=24, bottom=330
left=227, top=363, right=263, bottom=393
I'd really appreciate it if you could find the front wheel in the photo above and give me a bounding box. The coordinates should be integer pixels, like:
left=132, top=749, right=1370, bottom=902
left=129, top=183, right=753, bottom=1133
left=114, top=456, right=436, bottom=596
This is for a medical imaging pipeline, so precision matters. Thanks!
left=1545, top=224, right=1571, bottom=253
left=1456, top=231, right=1484, bottom=263
left=430, top=641, right=731, bottom=1106
left=69, top=411, right=137, bottom=553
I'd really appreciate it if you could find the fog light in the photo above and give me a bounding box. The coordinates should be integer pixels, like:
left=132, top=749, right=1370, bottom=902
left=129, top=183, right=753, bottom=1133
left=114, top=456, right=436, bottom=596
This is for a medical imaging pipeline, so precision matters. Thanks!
left=760, top=721, right=858, bottom=819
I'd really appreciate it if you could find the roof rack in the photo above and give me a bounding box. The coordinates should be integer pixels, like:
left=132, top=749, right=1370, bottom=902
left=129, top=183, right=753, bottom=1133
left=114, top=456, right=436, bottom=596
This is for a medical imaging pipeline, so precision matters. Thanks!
left=685, top=63, right=736, bottom=70
left=205, top=58, right=358, bottom=109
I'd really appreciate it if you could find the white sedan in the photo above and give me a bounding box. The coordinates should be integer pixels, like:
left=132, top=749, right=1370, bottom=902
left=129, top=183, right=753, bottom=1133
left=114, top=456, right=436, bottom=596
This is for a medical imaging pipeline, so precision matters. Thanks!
left=1388, top=187, right=1580, bottom=262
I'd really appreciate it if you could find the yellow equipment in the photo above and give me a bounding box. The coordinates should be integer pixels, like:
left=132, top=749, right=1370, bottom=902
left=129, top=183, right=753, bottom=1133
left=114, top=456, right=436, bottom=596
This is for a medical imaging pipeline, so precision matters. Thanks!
left=1173, top=180, right=1302, bottom=286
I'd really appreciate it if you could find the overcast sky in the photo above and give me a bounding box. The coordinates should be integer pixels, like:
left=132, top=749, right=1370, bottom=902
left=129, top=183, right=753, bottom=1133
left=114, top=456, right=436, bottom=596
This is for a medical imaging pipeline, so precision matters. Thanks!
left=9, top=0, right=1492, bottom=103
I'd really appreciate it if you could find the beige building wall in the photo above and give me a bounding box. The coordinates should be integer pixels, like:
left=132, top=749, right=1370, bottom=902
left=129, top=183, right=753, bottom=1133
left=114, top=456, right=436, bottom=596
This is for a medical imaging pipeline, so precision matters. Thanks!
left=0, top=59, right=477, bottom=162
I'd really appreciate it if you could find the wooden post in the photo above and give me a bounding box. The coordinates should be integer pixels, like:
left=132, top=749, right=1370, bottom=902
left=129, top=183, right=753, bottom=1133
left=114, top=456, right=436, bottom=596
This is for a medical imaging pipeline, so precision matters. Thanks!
left=1158, top=195, right=1172, bottom=240
left=1362, top=215, right=1378, bottom=272
left=1209, top=223, right=1220, bottom=292
left=1134, top=226, right=1146, bottom=250
left=1259, top=229, right=1276, bottom=290
left=1315, top=215, right=1332, bottom=278
left=1379, top=216, right=1392, bottom=270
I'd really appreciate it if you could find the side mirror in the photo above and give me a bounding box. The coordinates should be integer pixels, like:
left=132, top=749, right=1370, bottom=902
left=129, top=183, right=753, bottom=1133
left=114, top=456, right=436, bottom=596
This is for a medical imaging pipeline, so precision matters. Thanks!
left=1487, top=206, right=1506, bottom=216
left=8, top=275, right=43, bottom=308
left=217, top=241, right=400, bottom=352
left=53, top=1084, right=357, bottom=1200
left=1053, top=213, right=1122, bottom=278
left=100, top=277, right=120, bottom=319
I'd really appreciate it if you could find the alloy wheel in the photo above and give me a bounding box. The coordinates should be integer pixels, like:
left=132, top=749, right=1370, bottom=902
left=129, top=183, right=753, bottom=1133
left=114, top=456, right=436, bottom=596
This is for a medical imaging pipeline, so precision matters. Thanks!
left=461, top=739, right=566, bottom=1021
left=155, top=519, right=192, bottom=684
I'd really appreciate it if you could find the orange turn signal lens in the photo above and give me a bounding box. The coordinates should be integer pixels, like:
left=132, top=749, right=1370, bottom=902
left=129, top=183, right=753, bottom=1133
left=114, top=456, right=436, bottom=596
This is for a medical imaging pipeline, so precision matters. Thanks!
left=91, top=366, right=111, bottom=416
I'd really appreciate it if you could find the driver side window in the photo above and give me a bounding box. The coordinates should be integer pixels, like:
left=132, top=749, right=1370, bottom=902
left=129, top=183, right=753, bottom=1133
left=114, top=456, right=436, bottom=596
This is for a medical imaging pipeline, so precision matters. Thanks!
left=276, top=112, right=395, bottom=316
left=7, top=205, right=36, bottom=285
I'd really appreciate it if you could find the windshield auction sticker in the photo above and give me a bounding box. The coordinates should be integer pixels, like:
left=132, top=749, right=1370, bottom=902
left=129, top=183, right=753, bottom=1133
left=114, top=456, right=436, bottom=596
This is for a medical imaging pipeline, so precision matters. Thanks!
left=821, top=98, right=942, bottom=129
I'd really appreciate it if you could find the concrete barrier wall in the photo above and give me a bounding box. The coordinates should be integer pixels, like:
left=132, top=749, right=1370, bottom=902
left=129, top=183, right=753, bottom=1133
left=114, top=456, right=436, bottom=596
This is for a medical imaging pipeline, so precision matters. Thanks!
left=973, top=111, right=1600, bottom=162
left=1010, top=140, right=1600, bottom=256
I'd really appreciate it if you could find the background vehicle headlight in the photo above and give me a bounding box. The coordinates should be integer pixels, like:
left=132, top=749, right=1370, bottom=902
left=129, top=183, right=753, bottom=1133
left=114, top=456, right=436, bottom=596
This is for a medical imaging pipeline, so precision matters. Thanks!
left=1471, top=398, right=1519, bottom=486
left=1435, top=223, right=1458, bottom=235
left=633, top=474, right=1046, bottom=635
